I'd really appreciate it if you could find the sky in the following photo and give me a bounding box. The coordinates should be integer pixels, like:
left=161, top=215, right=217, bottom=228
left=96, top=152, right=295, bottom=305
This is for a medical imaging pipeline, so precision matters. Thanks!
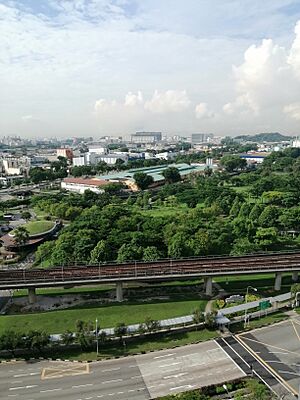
left=1, top=0, right=300, bottom=138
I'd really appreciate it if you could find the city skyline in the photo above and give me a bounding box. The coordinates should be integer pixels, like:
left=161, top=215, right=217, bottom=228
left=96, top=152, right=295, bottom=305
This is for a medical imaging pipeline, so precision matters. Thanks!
left=1, top=0, right=300, bottom=137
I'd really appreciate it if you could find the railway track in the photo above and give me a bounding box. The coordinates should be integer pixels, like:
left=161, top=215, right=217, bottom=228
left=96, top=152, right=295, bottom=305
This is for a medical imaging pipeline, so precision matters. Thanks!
left=1, top=252, right=300, bottom=288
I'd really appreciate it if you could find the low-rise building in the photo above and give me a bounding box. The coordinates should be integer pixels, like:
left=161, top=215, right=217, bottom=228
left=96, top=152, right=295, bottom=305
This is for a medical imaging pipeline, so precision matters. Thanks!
left=61, top=177, right=110, bottom=194
left=57, top=148, right=74, bottom=161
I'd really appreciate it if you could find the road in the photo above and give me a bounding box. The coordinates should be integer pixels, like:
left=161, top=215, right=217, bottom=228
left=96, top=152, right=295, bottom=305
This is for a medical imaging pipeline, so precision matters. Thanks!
left=0, top=341, right=244, bottom=400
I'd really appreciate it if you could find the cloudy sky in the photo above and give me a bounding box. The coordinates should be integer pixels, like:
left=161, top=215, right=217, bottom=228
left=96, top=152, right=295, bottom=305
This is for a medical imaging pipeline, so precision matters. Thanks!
left=1, top=0, right=300, bottom=138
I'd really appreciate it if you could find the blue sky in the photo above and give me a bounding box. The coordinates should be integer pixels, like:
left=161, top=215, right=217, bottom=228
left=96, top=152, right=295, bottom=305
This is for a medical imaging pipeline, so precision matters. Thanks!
left=1, top=0, right=300, bottom=137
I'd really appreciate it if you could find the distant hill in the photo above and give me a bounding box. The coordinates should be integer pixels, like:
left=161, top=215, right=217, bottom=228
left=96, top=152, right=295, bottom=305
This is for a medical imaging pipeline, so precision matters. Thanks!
left=235, top=132, right=293, bottom=143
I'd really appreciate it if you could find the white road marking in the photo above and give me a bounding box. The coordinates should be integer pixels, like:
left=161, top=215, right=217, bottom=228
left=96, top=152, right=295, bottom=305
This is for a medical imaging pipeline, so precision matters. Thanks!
left=159, top=362, right=181, bottom=368
left=154, top=353, right=175, bottom=359
left=270, top=351, right=289, bottom=355
left=40, top=388, right=62, bottom=393
left=278, top=370, right=300, bottom=376
left=102, top=367, right=120, bottom=372
left=130, top=375, right=141, bottom=379
left=170, top=384, right=195, bottom=391
left=9, top=385, right=38, bottom=391
left=102, top=379, right=123, bottom=384
left=72, top=384, right=94, bottom=389
left=11, top=381, right=23, bottom=384
left=164, top=372, right=188, bottom=379
left=13, top=372, right=39, bottom=378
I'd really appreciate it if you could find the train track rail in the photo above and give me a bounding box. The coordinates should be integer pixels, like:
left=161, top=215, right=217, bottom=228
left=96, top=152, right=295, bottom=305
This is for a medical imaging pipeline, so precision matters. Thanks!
left=1, top=252, right=300, bottom=289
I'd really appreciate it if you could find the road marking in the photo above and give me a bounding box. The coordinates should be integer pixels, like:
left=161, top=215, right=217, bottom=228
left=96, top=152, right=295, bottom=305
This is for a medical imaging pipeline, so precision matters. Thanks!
left=270, top=351, right=289, bottom=355
left=42, top=363, right=90, bottom=380
left=130, top=375, right=141, bottom=379
left=278, top=370, right=300, bottom=376
left=214, top=339, right=246, bottom=376
left=164, top=372, right=188, bottom=379
left=14, top=372, right=39, bottom=378
left=102, top=379, right=123, bottom=384
left=170, top=384, right=195, bottom=391
left=154, top=353, right=175, bottom=359
left=11, top=381, right=23, bottom=384
left=238, top=335, right=300, bottom=356
left=40, top=388, right=62, bottom=393
left=159, top=362, right=181, bottom=368
left=9, top=385, right=38, bottom=391
left=102, top=367, right=120, bottom=372
left=236, top=335, right=298, bottom=396
left=291, top=320, right=300, bottom=343
left=72, top=384, right=93, bottom=389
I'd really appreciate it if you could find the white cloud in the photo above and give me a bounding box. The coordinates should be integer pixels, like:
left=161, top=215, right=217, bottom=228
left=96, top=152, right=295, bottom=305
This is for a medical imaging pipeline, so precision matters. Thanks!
left=124, top=91, right=143, bottom=107
left=195, top=102, right=214, bottom=119
left=284, top=103, right=300, bottom=120
left=144, top=90, right=191, bottom=113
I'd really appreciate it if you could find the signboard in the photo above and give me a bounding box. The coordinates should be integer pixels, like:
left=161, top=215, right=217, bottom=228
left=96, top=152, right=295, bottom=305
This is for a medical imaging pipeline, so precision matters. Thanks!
left=259, top=300, right=271, bottom=310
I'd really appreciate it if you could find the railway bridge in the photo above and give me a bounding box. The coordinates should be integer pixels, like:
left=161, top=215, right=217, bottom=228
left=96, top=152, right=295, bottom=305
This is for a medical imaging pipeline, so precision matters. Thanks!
left=1, top=252, right=300, bottom=303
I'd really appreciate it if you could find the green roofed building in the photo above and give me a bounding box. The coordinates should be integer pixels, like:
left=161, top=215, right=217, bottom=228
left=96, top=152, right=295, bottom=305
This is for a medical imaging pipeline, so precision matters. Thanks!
left=97, top=163, right=216, bottom=191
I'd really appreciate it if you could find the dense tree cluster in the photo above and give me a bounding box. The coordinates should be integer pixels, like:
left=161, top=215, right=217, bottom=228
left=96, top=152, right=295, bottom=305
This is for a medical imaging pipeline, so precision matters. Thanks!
left=32, top=146, right=300, bottom=266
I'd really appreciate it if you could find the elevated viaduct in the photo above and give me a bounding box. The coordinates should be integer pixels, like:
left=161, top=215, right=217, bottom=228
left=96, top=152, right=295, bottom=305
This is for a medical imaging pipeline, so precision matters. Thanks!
left=1, top=252, right=300, bottom=303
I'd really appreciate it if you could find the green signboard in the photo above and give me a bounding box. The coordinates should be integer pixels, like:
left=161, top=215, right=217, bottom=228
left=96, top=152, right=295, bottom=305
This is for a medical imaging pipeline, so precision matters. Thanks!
left=259, top=300, right=271, bottom=310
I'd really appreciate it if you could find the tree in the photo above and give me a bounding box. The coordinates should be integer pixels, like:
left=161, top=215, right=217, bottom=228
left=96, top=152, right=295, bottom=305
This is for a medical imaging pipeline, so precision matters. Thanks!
left=255, top=227, right=279, bottom=250
left=117, top=243, right=143, bottom=262
left=231, top=238, right=259, bottom=256
left=13, top=226, right=29, bottom=246
left=258, top=206, right=279, bottom=228
left=133, top=172, right=154, bottom=190
left=75, top=320, right=94, bottom=350
left=25, top=330, right=50, bottom=353
left=143, top=246, right=160, bottom=261
left=21, top=211, right=31, bottom=221
left=192, top=308, right=205, bottom=325
left=144, top=317, right=160, bottom=332
left=220, top=155, right=247, bottom=172
left=205, top=312, right=217, bottom=329
left=0, top=330, right=24, bottom=356
left=90, top=240, right=110, bottom=263
left=61, top=330, right=74, bottom=345
left=35, top=241, right=55, bottom=265
left=162, top=167, right=181, bottom=184
left=114, top=322, right=127, bottom=343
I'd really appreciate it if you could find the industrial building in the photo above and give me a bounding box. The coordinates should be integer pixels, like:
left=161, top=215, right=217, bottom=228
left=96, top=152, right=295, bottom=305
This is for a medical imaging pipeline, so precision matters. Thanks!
left=131, top=132, right=162, bottom=144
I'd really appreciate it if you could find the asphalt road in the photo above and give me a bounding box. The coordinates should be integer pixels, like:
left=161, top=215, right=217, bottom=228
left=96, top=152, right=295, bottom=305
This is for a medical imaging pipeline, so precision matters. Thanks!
left=0, top=341, right=244, bottom=400
left=237, top=315, right=300, bottom=398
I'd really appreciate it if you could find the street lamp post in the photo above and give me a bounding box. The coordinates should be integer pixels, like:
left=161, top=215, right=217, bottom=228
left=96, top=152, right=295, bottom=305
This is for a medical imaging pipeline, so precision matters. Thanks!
left=244, top=286, right=258, bottom=328
left=95, top=318, right=99, bottom=356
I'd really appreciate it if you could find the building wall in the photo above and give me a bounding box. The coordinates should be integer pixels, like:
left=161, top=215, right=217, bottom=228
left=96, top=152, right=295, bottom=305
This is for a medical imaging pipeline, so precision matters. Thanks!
left=61, top=181, right=105, bottom=194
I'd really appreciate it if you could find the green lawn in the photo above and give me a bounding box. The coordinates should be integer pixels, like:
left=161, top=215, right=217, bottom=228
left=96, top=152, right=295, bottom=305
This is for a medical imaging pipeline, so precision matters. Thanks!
left=216, top=273, right=293, bottom=296
left=0, top=299, right=207, bottom=334
left=12, top=220, right=55, bottom=235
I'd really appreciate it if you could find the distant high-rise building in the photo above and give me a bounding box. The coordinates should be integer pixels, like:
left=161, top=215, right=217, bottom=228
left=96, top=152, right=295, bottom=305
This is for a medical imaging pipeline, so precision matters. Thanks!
left=131, top=131, right=162, bottom=144
left=191, top=133, right=214, bottom=144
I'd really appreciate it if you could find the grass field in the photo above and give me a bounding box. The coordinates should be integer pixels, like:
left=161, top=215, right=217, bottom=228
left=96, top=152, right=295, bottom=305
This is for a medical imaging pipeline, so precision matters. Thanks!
left=12, top=220, right=55, bottom=235
left=0, top=299, right=207, bottom=334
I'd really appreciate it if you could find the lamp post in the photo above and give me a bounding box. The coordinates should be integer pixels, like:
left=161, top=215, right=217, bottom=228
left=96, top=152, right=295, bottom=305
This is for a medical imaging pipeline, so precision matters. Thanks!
left=244, top=286, right=257, bottom=328
left=95, top=318, right=99, bottom=356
